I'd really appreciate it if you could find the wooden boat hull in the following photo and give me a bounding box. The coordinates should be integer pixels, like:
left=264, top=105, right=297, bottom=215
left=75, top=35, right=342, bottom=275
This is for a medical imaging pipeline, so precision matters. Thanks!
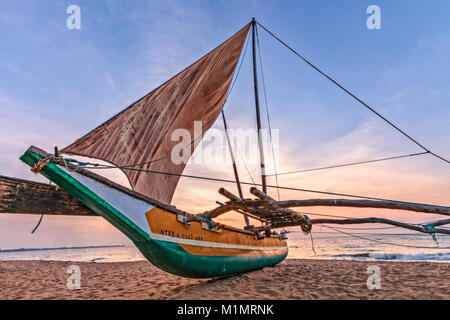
left=20, top=149, right=288, bottom=278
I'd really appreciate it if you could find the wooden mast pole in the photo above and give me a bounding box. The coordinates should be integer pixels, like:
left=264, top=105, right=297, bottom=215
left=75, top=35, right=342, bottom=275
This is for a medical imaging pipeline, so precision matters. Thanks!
left=221, top=111, right=250, bottom=225
left=251, top=18, right=267, bottom=194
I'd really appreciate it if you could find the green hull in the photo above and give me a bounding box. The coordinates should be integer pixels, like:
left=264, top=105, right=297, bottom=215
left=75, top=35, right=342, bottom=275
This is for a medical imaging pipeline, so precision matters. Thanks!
left=20, top=149, right=287, bottom=278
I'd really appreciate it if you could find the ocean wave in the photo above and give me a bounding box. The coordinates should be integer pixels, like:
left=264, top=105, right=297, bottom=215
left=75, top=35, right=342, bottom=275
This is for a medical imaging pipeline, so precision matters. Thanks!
left=0, top=245, right=125, bottom=253
left=331, top=252, right=450, bottom=262
left=368, top=252, right=450, bottom=261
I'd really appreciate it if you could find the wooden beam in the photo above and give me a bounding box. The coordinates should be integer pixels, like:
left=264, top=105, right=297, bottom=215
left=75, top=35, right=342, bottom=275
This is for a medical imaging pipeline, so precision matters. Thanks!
left=250, top=187, right=306, bottom=221
left=205, top=188, right=245, bottom=218
left=309, top=217, right=450, bottom=235
left=207, top=204, right=240, bottom=218
left=218, top=187, right=241, bottom=201
left=249, top=187, right=450, bottom=216
left=0, top=175, right=96, bottom=216
left=425, top=218, right=450, bottom=227
left=252, top=217, right=450, bottom=235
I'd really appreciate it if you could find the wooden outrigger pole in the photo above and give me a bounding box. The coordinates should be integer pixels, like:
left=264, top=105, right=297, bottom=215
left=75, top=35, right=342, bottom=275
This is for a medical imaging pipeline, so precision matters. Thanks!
left=206, top=186, right=450, bottom=235
left=0, top=175, right=94, bottom=216
left=208, top=187, right=450, bottom=218
left=249, top=187, right=450, bottom=217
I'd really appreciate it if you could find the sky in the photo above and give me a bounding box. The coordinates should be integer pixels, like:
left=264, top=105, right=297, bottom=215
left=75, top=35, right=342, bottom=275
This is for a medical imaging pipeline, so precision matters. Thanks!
left=0, top=0, right=449, bottom=249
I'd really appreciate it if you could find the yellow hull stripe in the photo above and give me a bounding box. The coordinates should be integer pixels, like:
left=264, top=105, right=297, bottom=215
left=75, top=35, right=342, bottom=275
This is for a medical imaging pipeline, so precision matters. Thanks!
left=145, top=207, right=287, bottom=256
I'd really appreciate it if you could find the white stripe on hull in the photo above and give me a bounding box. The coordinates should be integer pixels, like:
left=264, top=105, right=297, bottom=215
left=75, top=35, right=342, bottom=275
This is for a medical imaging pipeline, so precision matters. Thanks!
left=149, top=232, right=287, bottom=251
left=59, top=165, right=154, bottom=234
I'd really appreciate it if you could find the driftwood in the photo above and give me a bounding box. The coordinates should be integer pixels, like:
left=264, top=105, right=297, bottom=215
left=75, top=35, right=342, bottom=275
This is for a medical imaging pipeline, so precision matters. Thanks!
left=0, top=175, right=95, bottom=216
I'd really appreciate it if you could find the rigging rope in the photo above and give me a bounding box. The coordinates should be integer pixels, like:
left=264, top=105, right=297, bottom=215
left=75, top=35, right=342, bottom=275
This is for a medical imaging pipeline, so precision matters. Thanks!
left=56, top=23, right=447, bottom=213
left=322, top=225, right=450, bottom=249
left=60, top=157, right=450, bottom=210
left=256, top=21, right=450, bottom=166
left=267, top=151, right=429, bottom=177
left=231, top=138, right=258, bottom=187
left=309, top=232, right=316, bottom=254
left=220, top=32, right=257, bottom=188
left=31, top=215, right=44, bottom=234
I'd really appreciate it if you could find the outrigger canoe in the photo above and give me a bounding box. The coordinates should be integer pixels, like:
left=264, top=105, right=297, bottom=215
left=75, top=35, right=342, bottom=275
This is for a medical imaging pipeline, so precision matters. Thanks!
left=20, top=146, right=288, bottom=278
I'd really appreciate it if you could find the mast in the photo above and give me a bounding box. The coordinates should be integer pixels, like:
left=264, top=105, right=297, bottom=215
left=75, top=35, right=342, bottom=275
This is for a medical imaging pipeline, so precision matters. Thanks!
left=251, top=18, right=267, bottom=194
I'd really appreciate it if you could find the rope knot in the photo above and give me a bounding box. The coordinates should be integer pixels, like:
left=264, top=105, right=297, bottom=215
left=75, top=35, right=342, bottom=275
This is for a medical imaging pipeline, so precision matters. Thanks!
left=300, top=214, right=312, bottom=235
left=31, top=156, right=53, bottom=174
left=423, top=223, right=438, bottom=246
left=201, top=213, right=213, bottom=229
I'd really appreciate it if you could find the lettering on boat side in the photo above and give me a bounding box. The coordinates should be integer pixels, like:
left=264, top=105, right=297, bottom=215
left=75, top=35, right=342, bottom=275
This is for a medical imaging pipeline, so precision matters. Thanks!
left=160, top=229, right=204, bottom=241
left=366, top=265, right=381, bottom=290
left=66, top=265, right=81, bottom=290
left=176, top=304, right=274, bottom=317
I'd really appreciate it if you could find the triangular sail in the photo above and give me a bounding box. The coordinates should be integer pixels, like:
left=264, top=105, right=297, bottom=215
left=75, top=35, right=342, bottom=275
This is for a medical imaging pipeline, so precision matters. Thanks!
left=62, top=23, right=251, bottom=204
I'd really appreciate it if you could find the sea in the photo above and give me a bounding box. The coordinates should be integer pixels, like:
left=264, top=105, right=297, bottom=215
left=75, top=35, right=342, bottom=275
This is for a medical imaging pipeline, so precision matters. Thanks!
left=1, top=233, right=449, bottom=263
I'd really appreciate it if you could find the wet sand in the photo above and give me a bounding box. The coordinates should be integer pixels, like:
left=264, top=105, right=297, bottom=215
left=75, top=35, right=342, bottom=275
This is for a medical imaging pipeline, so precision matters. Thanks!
left=0, top=259, right=448, bottom=299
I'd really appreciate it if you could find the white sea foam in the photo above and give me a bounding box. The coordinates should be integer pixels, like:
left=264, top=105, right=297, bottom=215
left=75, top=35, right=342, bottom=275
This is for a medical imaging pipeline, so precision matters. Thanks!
left=366, top=252, right=450, bottom=261
left=287, top=233, right=450, bottom=262
left=0, top=245, right=145, bottom=262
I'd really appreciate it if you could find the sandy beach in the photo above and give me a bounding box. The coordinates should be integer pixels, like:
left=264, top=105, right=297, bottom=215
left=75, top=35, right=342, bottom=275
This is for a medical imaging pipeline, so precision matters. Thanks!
left=0, top=259, right=448, bottom=300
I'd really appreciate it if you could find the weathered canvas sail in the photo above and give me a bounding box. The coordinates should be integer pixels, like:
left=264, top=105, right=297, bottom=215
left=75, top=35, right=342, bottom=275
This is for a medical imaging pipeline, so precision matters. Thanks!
left=62, top=24, right=250, bottom=204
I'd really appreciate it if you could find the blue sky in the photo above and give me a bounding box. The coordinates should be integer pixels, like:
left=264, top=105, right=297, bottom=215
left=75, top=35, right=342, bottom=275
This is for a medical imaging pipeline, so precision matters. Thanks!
left=0, top=0, right=449, bottom=248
